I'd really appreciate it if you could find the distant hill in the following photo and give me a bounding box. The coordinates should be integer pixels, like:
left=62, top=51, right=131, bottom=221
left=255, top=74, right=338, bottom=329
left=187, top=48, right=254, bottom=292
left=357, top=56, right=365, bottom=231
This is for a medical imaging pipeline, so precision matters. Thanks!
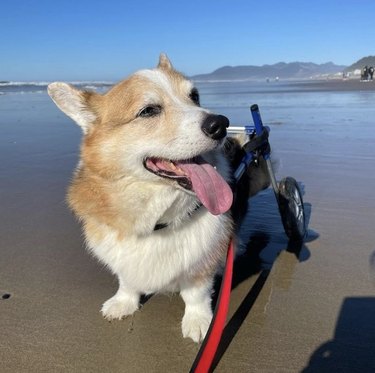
left=192, top=62, right=347, bottom=81
left=345, top=56, right=375, bottom=71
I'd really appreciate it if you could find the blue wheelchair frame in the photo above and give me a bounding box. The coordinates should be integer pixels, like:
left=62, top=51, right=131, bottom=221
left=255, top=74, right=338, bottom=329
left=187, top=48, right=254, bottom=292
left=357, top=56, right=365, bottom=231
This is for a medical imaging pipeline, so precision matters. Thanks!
left=229, top=104, right=306, bottom=241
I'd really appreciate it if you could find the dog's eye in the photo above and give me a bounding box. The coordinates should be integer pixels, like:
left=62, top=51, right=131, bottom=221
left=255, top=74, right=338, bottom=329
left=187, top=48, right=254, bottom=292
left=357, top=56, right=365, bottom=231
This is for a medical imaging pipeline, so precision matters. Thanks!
left=189, top=88, right=200, bottom=106
left=138, top=105, right=162, bottom=118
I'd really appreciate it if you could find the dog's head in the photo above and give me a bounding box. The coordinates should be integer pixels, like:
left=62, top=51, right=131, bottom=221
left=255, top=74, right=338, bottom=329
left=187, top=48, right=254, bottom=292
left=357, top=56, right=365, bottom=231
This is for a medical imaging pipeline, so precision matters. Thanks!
left=48, top=54, right=232, bottom=215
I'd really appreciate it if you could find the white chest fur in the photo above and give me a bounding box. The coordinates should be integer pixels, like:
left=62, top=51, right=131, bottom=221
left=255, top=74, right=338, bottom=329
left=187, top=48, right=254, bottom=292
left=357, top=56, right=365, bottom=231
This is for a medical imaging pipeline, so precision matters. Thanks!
left=85, top=207, right=231, bottom=294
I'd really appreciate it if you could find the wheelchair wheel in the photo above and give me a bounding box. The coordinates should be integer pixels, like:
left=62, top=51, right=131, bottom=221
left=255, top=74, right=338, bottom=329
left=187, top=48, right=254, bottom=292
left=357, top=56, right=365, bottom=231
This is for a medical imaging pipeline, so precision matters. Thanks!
left=278, top=177, right=306, bottom=241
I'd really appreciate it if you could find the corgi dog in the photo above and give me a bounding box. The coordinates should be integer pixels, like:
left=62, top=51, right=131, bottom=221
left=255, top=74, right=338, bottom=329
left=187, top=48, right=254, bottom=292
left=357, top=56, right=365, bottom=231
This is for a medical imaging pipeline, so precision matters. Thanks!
left=48, top=54, right=268, bottom=343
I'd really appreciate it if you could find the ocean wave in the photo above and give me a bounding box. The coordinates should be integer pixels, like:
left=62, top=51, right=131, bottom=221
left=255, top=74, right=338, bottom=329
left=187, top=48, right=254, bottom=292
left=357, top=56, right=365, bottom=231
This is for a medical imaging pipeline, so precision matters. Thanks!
left=0, top=80, right=114, bottom=95
left=0, top=80, right=114, bottom=87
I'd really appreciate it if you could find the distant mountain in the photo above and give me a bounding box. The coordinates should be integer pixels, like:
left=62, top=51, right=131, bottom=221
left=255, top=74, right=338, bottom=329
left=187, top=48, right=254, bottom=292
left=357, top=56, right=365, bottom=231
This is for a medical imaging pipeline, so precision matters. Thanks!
left=345, top=56, right=375, bottom=71
left=192, top=62, right=347, bottom=81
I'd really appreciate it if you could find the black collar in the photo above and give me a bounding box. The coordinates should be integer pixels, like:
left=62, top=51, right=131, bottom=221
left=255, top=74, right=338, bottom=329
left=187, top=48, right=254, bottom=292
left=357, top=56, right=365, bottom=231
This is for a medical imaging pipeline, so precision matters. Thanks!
left=154, top=222, right=169, bottom=231
left=153, top=203, right=203, bottom=231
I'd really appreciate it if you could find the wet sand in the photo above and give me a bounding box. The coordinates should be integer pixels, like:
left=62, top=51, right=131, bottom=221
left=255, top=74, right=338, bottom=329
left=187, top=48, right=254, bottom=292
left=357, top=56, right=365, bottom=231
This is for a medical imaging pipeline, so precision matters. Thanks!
left=1, top=83, right=375, bottom=372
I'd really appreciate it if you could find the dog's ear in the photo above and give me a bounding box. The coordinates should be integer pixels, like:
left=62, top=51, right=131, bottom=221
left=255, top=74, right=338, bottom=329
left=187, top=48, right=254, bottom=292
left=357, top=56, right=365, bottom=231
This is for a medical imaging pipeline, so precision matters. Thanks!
left=48, top=82, right=98, bottom=134
left=157, top=53, right=173, bottom=70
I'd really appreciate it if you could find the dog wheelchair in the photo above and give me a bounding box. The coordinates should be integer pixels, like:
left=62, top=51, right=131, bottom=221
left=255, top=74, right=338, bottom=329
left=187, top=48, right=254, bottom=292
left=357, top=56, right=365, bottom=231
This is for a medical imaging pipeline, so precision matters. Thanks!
left=229, top=104, right=306, bottom=241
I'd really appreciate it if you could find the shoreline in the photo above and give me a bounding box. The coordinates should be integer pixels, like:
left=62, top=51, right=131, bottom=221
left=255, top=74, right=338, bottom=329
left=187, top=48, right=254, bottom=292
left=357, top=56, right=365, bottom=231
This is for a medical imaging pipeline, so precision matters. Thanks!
left=289, top=78, right=375, bottom=91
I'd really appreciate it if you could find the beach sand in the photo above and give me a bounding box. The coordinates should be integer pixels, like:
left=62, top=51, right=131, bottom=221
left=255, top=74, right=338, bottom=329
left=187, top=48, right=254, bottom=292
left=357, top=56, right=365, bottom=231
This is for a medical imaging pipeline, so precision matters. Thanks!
left=1, top=81, right=375, bottom=372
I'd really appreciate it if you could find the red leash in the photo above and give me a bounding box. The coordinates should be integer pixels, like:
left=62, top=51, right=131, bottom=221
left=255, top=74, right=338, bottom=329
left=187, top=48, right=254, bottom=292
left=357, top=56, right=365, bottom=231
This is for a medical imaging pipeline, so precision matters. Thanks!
left=190, top=238, right=234, bottom=373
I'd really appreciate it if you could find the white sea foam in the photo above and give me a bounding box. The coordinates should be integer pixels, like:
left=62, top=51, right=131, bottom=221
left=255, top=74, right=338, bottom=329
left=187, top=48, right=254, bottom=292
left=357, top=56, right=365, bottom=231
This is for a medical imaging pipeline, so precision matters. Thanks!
left=0, top=81, right=114, bottom=95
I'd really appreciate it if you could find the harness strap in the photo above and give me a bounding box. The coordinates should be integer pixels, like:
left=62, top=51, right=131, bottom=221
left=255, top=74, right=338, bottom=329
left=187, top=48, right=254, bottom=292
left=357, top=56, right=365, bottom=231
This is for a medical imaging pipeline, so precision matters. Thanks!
left=189, top=238, right=234, bottom=373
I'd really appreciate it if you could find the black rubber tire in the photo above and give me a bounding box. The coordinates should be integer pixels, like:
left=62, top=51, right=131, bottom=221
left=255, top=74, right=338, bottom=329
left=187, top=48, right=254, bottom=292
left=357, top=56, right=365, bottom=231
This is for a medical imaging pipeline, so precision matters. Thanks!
left=278, top=177, right=306, bottom=241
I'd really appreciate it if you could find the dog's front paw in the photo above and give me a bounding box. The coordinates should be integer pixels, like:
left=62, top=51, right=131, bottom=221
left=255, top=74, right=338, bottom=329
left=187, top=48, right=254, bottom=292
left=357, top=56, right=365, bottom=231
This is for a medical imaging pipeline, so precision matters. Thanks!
left=182, top=310, right=213, bottom=343
left=101, top=294, right=139, bottom=320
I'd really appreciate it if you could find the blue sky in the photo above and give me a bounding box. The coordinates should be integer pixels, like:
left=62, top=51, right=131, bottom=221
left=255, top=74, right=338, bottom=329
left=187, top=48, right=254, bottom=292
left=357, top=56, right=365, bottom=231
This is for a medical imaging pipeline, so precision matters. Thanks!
left=1, top=0, right=374, bottom=81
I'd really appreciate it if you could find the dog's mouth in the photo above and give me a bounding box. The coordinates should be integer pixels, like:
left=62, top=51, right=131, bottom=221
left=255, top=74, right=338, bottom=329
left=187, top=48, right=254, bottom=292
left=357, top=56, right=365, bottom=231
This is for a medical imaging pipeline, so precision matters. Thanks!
left=144, top=156, right=233, bottom=215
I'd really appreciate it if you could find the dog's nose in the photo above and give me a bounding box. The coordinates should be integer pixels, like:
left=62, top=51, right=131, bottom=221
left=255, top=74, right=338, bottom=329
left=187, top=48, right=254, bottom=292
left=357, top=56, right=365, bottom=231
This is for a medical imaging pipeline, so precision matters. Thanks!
left=201, top=114, right=229, bottom=140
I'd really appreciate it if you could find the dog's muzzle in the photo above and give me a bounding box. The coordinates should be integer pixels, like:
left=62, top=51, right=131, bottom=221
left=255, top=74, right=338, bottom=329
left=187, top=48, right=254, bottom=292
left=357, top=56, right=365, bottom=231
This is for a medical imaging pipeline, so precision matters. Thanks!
left=201, top=114, right=229, bottom=140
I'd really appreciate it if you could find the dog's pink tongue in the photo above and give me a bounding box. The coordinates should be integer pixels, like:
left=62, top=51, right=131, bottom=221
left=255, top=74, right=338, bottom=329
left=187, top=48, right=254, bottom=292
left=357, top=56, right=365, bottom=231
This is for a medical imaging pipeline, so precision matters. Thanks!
left=179, top=161, right=233, bottom=215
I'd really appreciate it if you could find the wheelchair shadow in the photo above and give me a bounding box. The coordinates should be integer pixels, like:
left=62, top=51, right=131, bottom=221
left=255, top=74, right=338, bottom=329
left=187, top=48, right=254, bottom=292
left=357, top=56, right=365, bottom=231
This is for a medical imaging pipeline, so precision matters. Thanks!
left=211, top=184, right=319, bottom=370
left=214, top=183, right=316, bottom=298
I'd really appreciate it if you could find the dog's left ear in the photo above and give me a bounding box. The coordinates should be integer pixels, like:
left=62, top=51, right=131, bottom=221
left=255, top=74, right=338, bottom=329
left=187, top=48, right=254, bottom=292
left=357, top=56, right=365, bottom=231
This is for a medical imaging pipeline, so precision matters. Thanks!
left=157, top=53, right=173, bottom=70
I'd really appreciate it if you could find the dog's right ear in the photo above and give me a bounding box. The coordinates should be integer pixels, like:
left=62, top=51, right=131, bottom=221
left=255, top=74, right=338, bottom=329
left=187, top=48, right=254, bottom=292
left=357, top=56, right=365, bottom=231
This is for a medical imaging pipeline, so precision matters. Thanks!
left=48, top=82, right=98, bottom=134
left=157, top=53, right=173, bottom=70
